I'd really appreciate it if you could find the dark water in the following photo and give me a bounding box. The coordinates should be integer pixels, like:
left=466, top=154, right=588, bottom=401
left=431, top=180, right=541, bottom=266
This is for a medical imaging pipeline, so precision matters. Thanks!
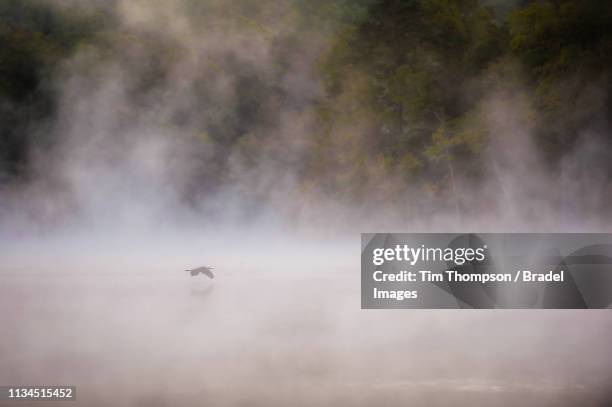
left=1, top=271, right=611, bottom=406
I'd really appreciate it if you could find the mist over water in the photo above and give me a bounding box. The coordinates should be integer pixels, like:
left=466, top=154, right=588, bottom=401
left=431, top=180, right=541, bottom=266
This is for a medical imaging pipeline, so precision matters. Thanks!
left=1, top=1, right=612, bottom=406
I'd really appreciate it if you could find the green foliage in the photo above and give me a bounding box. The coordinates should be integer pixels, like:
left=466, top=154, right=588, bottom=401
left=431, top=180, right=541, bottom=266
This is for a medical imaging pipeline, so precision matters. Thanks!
left=315, top=0, right=505, bottom=198
left=313, top=0, right=611, bottom=202
left=0, top=0, right=609, bottom=209
left=509, top=0, right=612, bottom=154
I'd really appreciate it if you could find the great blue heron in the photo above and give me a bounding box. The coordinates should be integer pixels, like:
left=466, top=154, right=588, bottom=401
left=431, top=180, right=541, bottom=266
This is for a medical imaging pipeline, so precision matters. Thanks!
left=186, top=266, right=214, bottom=278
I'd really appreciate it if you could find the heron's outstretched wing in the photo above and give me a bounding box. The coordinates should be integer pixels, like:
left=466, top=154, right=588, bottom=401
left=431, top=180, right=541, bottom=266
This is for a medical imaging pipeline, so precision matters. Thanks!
left=200, top=267, right=214, bottom=279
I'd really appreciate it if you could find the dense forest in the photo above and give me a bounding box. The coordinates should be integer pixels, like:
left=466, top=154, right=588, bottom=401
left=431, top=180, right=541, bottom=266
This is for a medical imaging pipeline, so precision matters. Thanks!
left=1, top=0, right=611, bottom=225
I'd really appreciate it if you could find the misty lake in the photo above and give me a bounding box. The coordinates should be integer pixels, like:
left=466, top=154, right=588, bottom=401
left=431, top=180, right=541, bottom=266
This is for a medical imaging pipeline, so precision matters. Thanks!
left=1, top=269, right=610, bottom=406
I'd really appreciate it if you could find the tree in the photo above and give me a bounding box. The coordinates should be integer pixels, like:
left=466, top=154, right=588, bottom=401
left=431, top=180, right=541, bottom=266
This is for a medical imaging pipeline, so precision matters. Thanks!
left=509, top=0, right=612, bottom=157
left=315, top=0, right=505, bottom=209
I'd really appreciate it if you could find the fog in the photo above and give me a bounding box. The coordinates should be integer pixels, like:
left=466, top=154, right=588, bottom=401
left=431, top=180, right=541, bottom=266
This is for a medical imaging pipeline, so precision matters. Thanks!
left=1, top=1, right=611, bottom=406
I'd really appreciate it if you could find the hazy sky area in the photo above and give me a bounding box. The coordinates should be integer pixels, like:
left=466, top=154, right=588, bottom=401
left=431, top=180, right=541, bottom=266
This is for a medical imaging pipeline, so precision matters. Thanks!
left=1, top=0, right=611, bottom=405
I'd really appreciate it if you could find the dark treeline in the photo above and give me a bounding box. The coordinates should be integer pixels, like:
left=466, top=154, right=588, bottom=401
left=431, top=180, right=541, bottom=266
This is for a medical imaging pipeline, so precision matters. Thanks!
left=0, top=0, right=611, bottom=219
left=0, top=0, right=110, bottom=179
left=313, top=0, right=612, bottom=212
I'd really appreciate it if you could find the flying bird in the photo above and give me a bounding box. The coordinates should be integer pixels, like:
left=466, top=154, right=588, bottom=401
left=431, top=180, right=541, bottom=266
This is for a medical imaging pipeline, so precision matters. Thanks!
left=186, top=266, right=214, bottom=279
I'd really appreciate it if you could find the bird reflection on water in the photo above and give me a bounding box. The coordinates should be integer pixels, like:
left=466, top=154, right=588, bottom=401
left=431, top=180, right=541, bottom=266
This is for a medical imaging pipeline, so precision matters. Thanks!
left=185, top=266, right=215, bottom=299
